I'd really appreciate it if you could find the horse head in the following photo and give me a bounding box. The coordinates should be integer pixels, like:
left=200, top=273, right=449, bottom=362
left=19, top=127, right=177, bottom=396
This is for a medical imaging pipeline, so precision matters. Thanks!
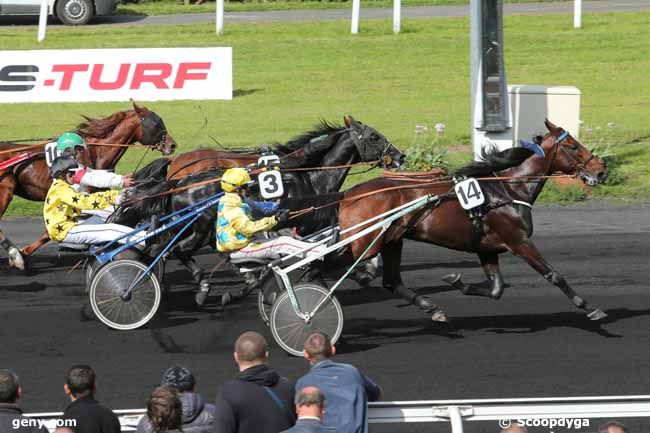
left=541, top=119, right=608, bottom=186
left=132, top=101, right=177, bottom=155
left=343, top=115, right=406, bottom=169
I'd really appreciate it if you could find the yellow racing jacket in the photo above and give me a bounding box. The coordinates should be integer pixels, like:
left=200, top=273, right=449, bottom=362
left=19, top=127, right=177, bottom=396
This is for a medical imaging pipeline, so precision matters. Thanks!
left=44, top=179, right=119, bottom=242
left=216, top=192, right=277, bottom=252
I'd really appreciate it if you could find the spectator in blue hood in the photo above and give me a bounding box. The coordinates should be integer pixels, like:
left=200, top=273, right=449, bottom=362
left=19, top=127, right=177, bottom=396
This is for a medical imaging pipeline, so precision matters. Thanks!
left=137, top=366, right=215, bottom=433
left=295, top=332, right=382, bottom=433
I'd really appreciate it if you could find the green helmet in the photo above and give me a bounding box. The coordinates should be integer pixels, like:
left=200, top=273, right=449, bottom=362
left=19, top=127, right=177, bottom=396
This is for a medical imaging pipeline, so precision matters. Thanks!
left=56, top=132, right=86, bottom=154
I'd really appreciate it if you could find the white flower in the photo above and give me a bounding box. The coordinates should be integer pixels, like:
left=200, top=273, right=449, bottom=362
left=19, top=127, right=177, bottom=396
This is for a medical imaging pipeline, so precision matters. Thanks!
left=607, top=122, right=616, bottom=128
left=434, top=123, right=446, bottom=134
left=415, top=124, right=427, bottom=133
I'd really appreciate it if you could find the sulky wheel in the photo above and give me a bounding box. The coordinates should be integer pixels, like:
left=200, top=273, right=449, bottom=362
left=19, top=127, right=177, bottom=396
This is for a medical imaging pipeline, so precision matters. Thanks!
left=269, top=283, right=343, bottom=357
left=89, top=259, right=161, bottom=330
left=257, top=268, right=313, bottom=327
left=85, top=252, right=165, bottom=293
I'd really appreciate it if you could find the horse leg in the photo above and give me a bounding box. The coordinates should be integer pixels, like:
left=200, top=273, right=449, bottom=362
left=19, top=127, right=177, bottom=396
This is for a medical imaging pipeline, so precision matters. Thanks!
left=0, top=176, right=25, bottom=271
left=21, top=230, right=50, bottom=257
left=350, top=256, right=380, bottom=287
left=381, top=239, right=447, bottom=322
left=442, top=252, right=505, bottom=299
left=507, top=238, right=607, bottom=320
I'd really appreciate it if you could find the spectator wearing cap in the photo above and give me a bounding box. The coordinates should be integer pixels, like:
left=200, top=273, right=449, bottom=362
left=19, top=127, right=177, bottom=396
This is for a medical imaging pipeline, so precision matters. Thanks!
left=137, top=366, right=215, bottom=433
left=0, top=369, right=48, bottom=433
left=500, top=424, right=528, bottom=433
left=281, top=387, right=336, bottom=433
left=61, top=364, right=120, bottom=433
left=599, top=421, right=629, bottom=433
left=295, top=332, right=382, bottom=433
left=213, top=331, right=295, bottom=433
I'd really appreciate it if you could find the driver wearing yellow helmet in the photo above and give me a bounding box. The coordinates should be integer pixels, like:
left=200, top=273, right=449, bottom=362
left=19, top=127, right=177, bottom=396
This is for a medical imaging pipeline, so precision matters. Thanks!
left=195, top=168, right=325, bottom=305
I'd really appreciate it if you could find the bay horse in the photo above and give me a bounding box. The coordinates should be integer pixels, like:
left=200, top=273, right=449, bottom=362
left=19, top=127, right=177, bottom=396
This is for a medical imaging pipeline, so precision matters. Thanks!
left=0, top=102, right=177, bottom=270
left=309, top=119, right=608, bottom=321
left=112, top=116, right=405, bottom=286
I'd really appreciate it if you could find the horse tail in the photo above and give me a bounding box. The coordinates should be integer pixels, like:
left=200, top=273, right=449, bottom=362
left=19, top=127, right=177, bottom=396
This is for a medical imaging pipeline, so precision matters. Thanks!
left=454, top=147, right=535, bottom=178
left=133, top=158, right=170, bottom=184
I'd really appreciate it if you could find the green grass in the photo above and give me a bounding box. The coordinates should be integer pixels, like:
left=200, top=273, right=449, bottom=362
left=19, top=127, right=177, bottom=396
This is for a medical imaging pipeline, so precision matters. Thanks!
left=2, top=11, right=650, bottom=216
left=116, top=0, right=569, bottom=16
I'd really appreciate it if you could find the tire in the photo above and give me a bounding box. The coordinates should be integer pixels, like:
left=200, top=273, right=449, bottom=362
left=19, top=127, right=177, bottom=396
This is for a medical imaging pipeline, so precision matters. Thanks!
left=56, top=0, right=93, bottom=25
left=270, top=283, right=343, bottom=357
left=89, top=259, right=161, bottom=330
left=84, top=251, right=165, bottom=293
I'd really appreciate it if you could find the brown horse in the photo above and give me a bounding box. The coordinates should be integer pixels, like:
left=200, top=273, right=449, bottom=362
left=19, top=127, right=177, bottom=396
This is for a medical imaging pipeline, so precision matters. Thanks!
left=329, top=119, right=608, bottom=321
left=167, top=148, right=258, bottom=179
left=0, top=102, right=177, bottom=270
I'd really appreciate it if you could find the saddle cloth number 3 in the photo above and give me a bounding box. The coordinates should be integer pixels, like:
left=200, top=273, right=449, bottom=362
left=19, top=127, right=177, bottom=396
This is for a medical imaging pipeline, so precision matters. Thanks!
left=454, top=178, right=485, bottom=210
left=258, top=170, right=284, bottom=199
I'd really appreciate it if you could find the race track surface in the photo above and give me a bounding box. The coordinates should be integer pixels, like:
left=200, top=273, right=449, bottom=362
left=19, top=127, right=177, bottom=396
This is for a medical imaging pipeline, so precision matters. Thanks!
left=1, top=203, right=649, bottom=431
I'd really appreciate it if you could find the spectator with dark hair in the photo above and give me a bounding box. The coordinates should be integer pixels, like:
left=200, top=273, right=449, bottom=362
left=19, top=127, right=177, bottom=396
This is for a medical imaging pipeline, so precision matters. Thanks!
left=281, top=387, right=336, bottom=433
left=147, top=385, right=184, bottom=433
left=62, top=365, right=120, bottom=433
left=295, top=332, right=382, bottom=433
left=213, top=331, right=295, bottom=433
left=599, top=421, right=629, bottom=433
left=137, top=366, right=215, bottom=433
left=0, top=369, right=48, bottom=433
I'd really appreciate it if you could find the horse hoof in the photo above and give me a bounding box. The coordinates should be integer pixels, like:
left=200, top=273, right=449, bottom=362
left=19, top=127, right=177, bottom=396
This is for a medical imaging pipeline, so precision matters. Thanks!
left=432, top=309, right=449, bottom=322
left=352, top=271, right=374, bottom=288
left=414, top=295, right=436, bottom=312
left=221, top=292, right=232, bottom=306
left=442, top=273, right=462, bottom=286
left=7, top=247, right=25, bottom=271
left=587, top=308, right=607, bottom=321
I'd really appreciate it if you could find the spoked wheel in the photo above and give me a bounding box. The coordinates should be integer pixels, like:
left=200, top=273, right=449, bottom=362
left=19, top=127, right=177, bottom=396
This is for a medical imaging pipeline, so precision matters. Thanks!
left=257, top=268, right=311, bottom=327
left=85, top=252, right=165, bottom=293
left=89, top=259, right=161, bottom=330
left=270, top=283, right=343, bottom=357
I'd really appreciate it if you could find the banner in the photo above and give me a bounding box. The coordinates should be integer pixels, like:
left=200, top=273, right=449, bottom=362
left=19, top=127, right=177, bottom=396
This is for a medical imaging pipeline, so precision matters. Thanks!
left=0, top=47, right=232, bottom=103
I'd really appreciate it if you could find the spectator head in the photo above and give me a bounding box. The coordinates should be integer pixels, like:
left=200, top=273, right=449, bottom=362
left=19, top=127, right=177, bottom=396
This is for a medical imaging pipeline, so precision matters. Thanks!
left=0, top=369, right=20, bottom=404
left=162, top=366, right=196, bottom=393
left=598, top=421, right=629, bottom=433
left=303, top=331, right=336, bottom=364
left=64, top=365, right=96, bottom=400
left=54, top=428, right=75, bottom=433
left=500, top=424, right=528, bottom=433
left=295, top=386, right=325, bottom=420
left=234, top=331, right=269, bottom=371
left=147, top=385, right=182, bottom=433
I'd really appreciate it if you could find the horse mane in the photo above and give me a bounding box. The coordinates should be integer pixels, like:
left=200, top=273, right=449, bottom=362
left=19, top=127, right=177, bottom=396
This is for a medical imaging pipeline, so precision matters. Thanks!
left=274, top=120, right=345, bottom=156
left=454, top=147, right=534, bottom=178
left=76, top=111, right=129, bottom=139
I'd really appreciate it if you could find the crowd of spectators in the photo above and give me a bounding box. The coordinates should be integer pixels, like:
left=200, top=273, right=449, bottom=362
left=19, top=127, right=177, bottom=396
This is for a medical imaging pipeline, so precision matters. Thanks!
left=0, top=330, right=633, bottom=433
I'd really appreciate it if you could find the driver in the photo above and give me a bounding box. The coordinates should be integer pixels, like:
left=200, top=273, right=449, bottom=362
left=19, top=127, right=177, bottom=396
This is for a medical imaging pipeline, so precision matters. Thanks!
left=56, top=132, right=134, bottom=191
left=216, top=168, right=326, bottom=261
left=44, top=156, right=143, bottom=246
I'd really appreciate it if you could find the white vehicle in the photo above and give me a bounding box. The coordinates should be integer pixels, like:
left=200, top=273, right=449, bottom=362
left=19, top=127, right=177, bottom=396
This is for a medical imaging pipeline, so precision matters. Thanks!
left=0, top=0, right=118, bottom=25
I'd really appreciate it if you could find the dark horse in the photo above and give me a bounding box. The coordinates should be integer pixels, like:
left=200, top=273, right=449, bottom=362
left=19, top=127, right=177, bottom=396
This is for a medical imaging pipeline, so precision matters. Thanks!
left=0, top=102, right=177, bottom=270
left=303, top=120, right=609, bottom=320
left=111, top=115, right=406, bottom=286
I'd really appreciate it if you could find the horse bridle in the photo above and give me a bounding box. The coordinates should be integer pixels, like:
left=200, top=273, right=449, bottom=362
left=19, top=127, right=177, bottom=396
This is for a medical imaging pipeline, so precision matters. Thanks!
left=138, top=112, right=168, bottom=151
left=348, top=125, right=398, bottom=168
left=545, top=129, right=596, bottom=177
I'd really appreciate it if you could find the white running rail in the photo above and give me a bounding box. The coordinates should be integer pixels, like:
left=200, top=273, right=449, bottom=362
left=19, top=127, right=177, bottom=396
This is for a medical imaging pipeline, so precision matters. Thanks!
left=26, top=395, right=650, bottom=433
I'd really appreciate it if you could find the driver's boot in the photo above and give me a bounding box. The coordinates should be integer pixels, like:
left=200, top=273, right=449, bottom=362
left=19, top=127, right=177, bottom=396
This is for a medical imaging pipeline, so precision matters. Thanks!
left=195, top=280, right=211, bottom=307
